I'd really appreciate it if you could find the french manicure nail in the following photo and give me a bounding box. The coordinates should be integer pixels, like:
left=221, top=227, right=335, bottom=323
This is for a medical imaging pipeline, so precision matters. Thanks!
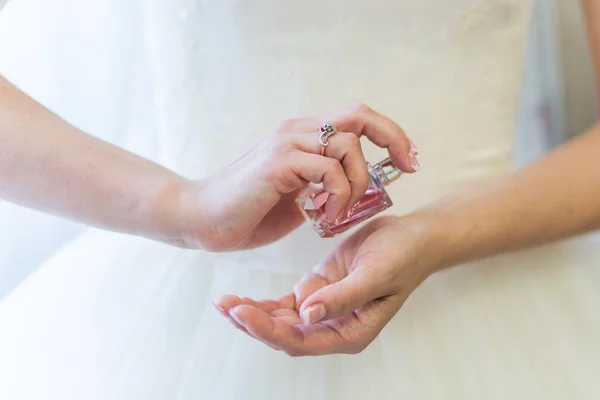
left=301, top=303, right=326, bottom=325
left=229, top=309, right=243, bottom=326
left=408, top=151, right=420, bottom=172
left=212, top=302, right=226, bottom=314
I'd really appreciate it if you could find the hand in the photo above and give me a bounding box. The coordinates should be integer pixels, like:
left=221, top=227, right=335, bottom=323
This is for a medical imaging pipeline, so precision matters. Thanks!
left=213, top=216, right=437, bottom=356
left=180, top=104, right=419, bottom=251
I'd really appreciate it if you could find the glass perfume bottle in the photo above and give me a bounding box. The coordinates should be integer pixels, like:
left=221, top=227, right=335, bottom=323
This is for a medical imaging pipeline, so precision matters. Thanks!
left=296, top=157, right=402, bottom=238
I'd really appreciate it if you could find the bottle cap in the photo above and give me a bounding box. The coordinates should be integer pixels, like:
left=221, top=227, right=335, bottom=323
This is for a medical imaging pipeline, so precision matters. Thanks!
left=373, top=157, right=402, bottom=185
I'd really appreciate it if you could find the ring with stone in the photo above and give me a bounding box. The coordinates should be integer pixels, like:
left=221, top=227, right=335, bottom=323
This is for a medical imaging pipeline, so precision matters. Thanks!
left=318, top=123, right=338, bottom=149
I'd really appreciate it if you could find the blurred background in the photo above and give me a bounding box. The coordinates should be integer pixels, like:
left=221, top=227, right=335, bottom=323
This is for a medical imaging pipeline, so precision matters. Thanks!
left=0, top=0, right=597, bottom=299
left=514, top=0, right=596, bottom=165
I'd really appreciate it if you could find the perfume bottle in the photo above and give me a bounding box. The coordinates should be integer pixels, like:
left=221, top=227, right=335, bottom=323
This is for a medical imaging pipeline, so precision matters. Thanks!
left=296, top=157, right=402, bottom=238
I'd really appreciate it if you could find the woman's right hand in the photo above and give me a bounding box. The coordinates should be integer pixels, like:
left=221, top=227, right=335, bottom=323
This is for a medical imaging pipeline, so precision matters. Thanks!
left=176, top=104, right=420, bottom=251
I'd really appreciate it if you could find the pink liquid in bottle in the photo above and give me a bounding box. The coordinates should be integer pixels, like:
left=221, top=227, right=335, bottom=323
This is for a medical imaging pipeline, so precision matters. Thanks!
left=296, top=158, right=400, bottom=237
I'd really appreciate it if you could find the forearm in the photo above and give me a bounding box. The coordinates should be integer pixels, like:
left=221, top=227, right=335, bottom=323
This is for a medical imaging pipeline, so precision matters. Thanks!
left=0, top=76, right=190, bottom=245
left=416, top=123, right=600, bottom=271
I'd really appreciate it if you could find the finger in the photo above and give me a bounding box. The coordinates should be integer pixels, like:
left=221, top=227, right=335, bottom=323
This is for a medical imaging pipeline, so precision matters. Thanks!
left=231, top=304, right=348, bottom=356
left=212, top=297, right=254, bottom=336
left=299, top=262, right=394, bottom=325
left=215, top=299, right=286, bottom=351
left=293, top=272, right=330, bottom=310
left=228, top=309, right=282, bottom=351
left=227, top=312, right=250, bottom=333
left=211, top=300, right=251, bottom=334
left=288, top=132, right=369, bottom=216
left=230, top=305, right=302, bottom=350
left=274, top=315, right=303, bottom=325
left=213, top=294, right=286, bottom=314
left=213, top=295, right=251, bottom=312
left=280, top=104, right=419, bottom=173
left=273, top=292, right=297, bottom=310
left=216, top=294, right=298, bottom=352
left=323, top=133, right=369, bottom=212
left=271, top=309, right=299, bottom=318
left=282, top=151, right=351, bottom=223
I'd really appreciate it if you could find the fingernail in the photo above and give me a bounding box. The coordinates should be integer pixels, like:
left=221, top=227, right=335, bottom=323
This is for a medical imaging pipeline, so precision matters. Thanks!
left=213, top=302, right=228, bottom=316
left=346, top=203, right=358, bottom=219
left=229, top=316, right=246, bottom=332
left=335, top=208, right=346, bottom=224
left=408, top=139, right=419, bottom=154
left=301, top=303, right=326, bottom=325
left=229, top=309, right=243, bottom=326
left=408, top=151, right=420, bottom=172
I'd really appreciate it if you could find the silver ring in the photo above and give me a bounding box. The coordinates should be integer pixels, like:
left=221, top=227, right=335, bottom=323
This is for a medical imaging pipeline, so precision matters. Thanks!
left=318, top=123, right=338, bottom=147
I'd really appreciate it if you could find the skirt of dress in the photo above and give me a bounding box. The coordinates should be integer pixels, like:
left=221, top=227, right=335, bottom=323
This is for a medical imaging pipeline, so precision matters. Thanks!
left=0, top=228, right=599, bottom=400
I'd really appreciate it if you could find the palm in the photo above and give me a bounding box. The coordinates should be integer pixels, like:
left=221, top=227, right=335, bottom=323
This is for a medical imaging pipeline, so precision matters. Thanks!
left=214, top=217, right=420, bottom=356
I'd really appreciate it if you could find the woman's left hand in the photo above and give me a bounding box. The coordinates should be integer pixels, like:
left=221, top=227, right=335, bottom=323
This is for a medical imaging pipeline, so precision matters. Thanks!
left=213, top=215, right=436, bottom=356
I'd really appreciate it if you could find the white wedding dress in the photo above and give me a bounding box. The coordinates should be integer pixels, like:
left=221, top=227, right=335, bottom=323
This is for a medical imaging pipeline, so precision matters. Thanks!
left=1, top=0, right=600, bottom=399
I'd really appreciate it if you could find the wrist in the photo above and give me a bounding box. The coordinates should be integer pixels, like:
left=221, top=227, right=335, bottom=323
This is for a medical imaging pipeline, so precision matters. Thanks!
left=381, top=213, right=440, bottom=282
left=394, top=206, right=464, bottom=277
left=407, top=194, right=482, bottom=275
left=146, top=176, right=204, bottom=248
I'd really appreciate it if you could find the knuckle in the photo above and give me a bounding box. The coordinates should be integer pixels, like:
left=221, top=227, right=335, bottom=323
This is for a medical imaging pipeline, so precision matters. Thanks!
left=349, top=132, right=362, bottom=147
left=276, top=118, right=299, bottom=133
left=268, top=164, right=287, bottom=183
left=338, top=296, right=354, bottom=314
left=264, top=157, right=303, bottom=193
left=263, top=155, right=282, bottom=176
left=345, top=337, right=371, bottom=355
left=339, top=103, right=373, bottom=132
left=338, top=131, right=360, bottom=147
left=326, top=158, right=343, bottom=173
left=352, top=103, right=372, bottom=116
left=263, top=160, right=286, bottom=185
left=356, top=172, right=369, bottom=188
left=341, top=182, right=352, bottom=196
left=268, top=133, right=294, bottom=155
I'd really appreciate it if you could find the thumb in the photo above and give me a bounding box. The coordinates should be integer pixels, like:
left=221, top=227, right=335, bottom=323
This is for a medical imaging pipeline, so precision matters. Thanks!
left=299, top=264, right=392, bottom=325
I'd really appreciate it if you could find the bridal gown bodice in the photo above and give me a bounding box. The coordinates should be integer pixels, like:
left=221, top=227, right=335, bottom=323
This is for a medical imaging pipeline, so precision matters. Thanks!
left=2, top=1, right=600, bottom=400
